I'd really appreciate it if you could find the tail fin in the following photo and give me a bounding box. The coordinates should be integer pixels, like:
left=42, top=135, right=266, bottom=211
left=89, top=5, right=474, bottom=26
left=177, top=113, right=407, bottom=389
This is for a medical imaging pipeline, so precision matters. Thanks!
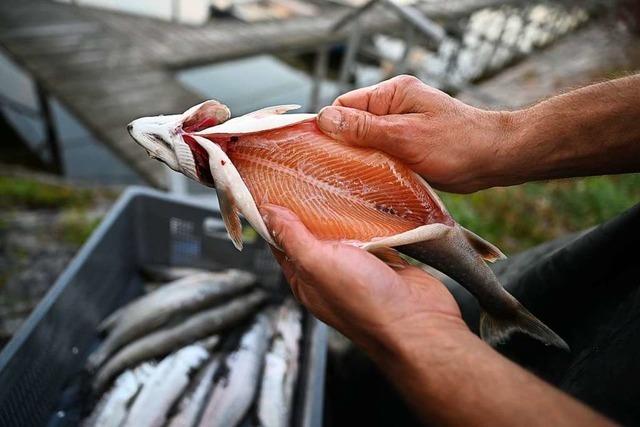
left=480, top=303, right=570, bottom=351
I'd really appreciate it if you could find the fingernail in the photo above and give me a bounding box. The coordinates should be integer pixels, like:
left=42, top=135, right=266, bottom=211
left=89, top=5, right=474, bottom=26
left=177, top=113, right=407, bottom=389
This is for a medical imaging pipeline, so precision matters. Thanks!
left=318, top=107, right=342, bottom=133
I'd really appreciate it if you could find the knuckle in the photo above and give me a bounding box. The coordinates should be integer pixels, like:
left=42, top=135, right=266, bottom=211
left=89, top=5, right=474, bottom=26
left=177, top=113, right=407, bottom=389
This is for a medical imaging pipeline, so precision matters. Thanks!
left=354, top=112, right=373, bottom=140
left=394, top=74, right=420, bottom=87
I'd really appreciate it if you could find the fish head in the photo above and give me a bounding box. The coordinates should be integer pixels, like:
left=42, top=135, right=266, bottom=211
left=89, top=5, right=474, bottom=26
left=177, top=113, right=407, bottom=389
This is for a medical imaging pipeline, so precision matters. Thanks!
left=127, top=100, right=231, bottom=186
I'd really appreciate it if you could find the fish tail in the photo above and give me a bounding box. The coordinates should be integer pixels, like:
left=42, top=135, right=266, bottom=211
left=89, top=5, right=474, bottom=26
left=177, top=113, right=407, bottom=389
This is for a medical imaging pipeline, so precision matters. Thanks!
left=479, top=301, right=569, bottom=351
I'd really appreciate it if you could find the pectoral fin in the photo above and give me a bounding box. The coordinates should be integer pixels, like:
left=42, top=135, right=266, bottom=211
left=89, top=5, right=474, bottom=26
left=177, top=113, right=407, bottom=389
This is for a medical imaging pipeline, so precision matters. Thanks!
left=369, top=247, right=409, bottom=270
left=217, top=188, right=244, bottom=250
left=461, top=227, right=506, bottom=262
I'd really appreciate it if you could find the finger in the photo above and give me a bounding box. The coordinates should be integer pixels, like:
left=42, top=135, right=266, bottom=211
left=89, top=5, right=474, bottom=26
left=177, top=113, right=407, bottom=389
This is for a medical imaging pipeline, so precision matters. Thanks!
left=333, top=75, right=422, bottom=115
left=261, top=204, right=319, bottom=265
left=333, top=85, right=382, bottom=112
left=271, top=246, right=303, bottom=302
left=317, top=106, right=414, bottom=156
left=269, top=245, right=295, bottom=281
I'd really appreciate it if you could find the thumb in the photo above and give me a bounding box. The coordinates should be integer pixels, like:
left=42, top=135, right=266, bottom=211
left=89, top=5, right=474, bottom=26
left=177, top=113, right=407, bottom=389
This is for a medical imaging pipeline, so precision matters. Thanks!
left=261, top=204, right=318, bottom=262
left=317, top=106, right=402, bottom=149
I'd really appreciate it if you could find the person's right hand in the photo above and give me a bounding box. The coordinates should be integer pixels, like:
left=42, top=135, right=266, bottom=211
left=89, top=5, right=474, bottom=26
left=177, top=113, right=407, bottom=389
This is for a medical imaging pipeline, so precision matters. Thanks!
left=316, top=75, right=516, bottom=193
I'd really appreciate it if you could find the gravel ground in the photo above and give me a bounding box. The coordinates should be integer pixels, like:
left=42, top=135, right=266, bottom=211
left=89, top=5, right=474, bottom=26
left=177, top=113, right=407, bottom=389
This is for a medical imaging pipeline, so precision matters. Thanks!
left=0, top=171, right=117, bottom=349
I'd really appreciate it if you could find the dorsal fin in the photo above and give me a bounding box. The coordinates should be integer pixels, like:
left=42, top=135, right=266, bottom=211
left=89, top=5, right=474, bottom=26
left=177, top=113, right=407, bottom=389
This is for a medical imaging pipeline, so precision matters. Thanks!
left=194, top=104, right=315, bottom=136
left=248, top=104, right=301, bottom=118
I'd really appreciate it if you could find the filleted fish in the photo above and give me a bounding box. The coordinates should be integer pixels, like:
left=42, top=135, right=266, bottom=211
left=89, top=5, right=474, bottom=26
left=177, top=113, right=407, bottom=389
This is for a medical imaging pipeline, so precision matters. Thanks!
left=128, top=100, right=568, bottom=349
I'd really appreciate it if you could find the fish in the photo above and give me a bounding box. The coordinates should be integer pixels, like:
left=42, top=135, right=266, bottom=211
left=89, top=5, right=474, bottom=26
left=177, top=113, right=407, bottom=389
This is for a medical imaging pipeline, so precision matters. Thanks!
left=197, top=311, right=272, bottom=427
left=256, top=300, right=302, bottom=427
left=140, top=265, right=219, bottom=282
left=88, top=270, right=256, bottom=370
left=127, top=100, right=568, bottom=350
left=93, top=290, right=267, bottom=391
left=166, top=355, right=221, bottom=427
left=123, top=344, right=209, bottom=427
left=83, top=362, right=156, bottom=427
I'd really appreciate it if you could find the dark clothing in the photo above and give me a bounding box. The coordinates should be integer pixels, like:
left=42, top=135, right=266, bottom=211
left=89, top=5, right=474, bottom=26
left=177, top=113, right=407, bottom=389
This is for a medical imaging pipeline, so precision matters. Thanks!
left=325, top=205, right=640, bottom=426
left=449, top=203, right=640, bottom=425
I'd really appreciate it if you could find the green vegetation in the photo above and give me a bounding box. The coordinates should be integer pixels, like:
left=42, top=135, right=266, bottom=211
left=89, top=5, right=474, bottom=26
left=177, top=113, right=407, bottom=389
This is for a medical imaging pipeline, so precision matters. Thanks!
left=0, top=175, right=108, bottom=246
left=1, top=173, right=638, bottom=254
left=440, top=174, right=640, bottom=254
left=0, top=176, right=95, bottom=209
left=56, top=209, right=102, bottom=245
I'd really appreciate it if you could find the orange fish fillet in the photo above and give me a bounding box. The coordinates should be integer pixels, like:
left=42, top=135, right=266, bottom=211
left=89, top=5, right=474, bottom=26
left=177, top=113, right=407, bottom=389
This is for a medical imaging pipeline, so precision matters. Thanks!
left=207, top=120, right=452, bottom=242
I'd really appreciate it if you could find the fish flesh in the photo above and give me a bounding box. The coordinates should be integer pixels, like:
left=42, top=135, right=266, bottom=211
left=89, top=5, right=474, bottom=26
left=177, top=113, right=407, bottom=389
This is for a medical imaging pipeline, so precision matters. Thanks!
left=83, top=362, right=156, bottom=427
left=167, top=355, right=221, bottom=427
left=256, top=300, right=302, bottom=427
left=94, top=290, right=266, bottom=391
left=197, top=312, right=272, bottom=427
left=123, top=344, right=209, bottom=427
left=88, top=270, right=255, bottom=370
left=128, top=100, right=568, bottom=350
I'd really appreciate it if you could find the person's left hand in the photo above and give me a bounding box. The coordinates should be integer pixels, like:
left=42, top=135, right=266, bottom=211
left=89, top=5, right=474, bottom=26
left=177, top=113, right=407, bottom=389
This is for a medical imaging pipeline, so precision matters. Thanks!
left=261, top=204, right=468, bottom=357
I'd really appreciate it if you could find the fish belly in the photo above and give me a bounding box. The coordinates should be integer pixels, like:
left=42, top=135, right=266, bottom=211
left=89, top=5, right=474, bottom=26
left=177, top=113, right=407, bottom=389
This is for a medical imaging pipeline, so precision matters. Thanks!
left=224, top=121, right=452, bottom=243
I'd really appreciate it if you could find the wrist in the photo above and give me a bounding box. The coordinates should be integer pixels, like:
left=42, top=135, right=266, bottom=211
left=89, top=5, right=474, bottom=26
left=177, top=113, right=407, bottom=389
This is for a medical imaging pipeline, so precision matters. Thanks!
left=371, top=312, right=474, bottom=369
left=469, top=108, right=527, bottom=190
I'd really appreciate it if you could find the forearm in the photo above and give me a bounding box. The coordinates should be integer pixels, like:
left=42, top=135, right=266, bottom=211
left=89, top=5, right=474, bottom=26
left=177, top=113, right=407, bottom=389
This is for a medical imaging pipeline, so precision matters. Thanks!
left=373, top=322, right=614, bottom=427
left=483, top=75, right=640, bottom=187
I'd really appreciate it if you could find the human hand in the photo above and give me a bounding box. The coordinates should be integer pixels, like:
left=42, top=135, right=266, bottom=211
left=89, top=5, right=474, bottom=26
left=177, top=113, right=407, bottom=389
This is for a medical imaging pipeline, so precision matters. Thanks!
left=262, top=206, right=614, bottom=427
left=316, top=75, right=516, bottom=193
left=261, top=204, right=469, bottom=357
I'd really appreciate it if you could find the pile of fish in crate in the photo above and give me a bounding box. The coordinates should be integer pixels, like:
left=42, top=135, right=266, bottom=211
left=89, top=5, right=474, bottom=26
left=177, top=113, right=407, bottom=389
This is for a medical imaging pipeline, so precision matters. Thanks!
left=82, top=265, right=302, bottom=427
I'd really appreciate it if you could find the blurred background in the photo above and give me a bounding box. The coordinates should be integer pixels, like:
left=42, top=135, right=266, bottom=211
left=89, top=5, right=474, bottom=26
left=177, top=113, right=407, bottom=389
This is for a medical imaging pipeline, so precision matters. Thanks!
left=0, top=0, right=639, bottom=425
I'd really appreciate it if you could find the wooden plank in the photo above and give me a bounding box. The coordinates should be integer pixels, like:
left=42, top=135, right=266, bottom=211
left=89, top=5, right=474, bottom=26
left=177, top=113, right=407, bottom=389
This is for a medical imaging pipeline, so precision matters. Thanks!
left=0, top=0, right=529, bottom=187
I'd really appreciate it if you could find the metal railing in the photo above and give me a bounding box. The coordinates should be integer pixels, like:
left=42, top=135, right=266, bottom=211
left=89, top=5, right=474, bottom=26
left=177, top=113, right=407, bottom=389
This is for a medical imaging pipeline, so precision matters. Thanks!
left=322, top=0, right=597, bottom=104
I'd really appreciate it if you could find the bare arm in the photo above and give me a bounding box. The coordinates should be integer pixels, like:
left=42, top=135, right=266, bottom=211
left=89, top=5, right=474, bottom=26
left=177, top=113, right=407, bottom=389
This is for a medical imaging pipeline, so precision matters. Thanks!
left=316, top=74, right=640, bottom=193
left=495, top=75, right=640, bottom=186
left=261, top=205, right=614, bottom=427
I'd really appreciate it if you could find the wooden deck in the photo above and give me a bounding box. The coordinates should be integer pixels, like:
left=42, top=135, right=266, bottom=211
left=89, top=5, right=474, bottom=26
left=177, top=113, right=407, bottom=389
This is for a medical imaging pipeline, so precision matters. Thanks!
left=0, top=0, right=519, bottom=187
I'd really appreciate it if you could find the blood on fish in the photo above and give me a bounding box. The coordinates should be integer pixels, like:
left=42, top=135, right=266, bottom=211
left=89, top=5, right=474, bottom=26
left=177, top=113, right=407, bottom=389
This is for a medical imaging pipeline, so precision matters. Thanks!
left=201, top=120, right=453, bottom=242
left=182, top=135, right=215, bottom=186
left=183, top=117, right=221, bottom=133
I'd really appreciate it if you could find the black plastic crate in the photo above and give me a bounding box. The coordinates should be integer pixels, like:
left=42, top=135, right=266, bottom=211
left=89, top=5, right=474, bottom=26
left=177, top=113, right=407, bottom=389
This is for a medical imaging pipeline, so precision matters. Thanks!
left=0, top=187, right=327, bottom=427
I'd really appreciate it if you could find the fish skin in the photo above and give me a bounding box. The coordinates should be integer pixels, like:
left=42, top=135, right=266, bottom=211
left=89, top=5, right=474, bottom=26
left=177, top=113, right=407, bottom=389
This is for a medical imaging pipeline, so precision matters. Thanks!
left=93, top=290, right=267, bottom=391
left=140, top=265, right=219, bottom=282
left=83, top=362, right=156, bottom=427
left=123, top=344, right=209, bottom=427
left=128, top=102, right=568, bottom=350
left=197, top=312, right=272, bottom=427
left=88, top=270, right=256, bottom=370
left=256, top=300, right=302, bottom=427
left=166, top=355, right=221, bottom=427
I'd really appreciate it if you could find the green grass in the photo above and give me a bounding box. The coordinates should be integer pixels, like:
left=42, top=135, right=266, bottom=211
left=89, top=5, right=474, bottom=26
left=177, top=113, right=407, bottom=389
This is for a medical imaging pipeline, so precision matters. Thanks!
left=0, top=176, right=95, bottom=209
left=440, top=174, right=640, bottom=254
left=1, top=173, right=637, bottom=254
left=56, top=209, right=102, bottom=245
